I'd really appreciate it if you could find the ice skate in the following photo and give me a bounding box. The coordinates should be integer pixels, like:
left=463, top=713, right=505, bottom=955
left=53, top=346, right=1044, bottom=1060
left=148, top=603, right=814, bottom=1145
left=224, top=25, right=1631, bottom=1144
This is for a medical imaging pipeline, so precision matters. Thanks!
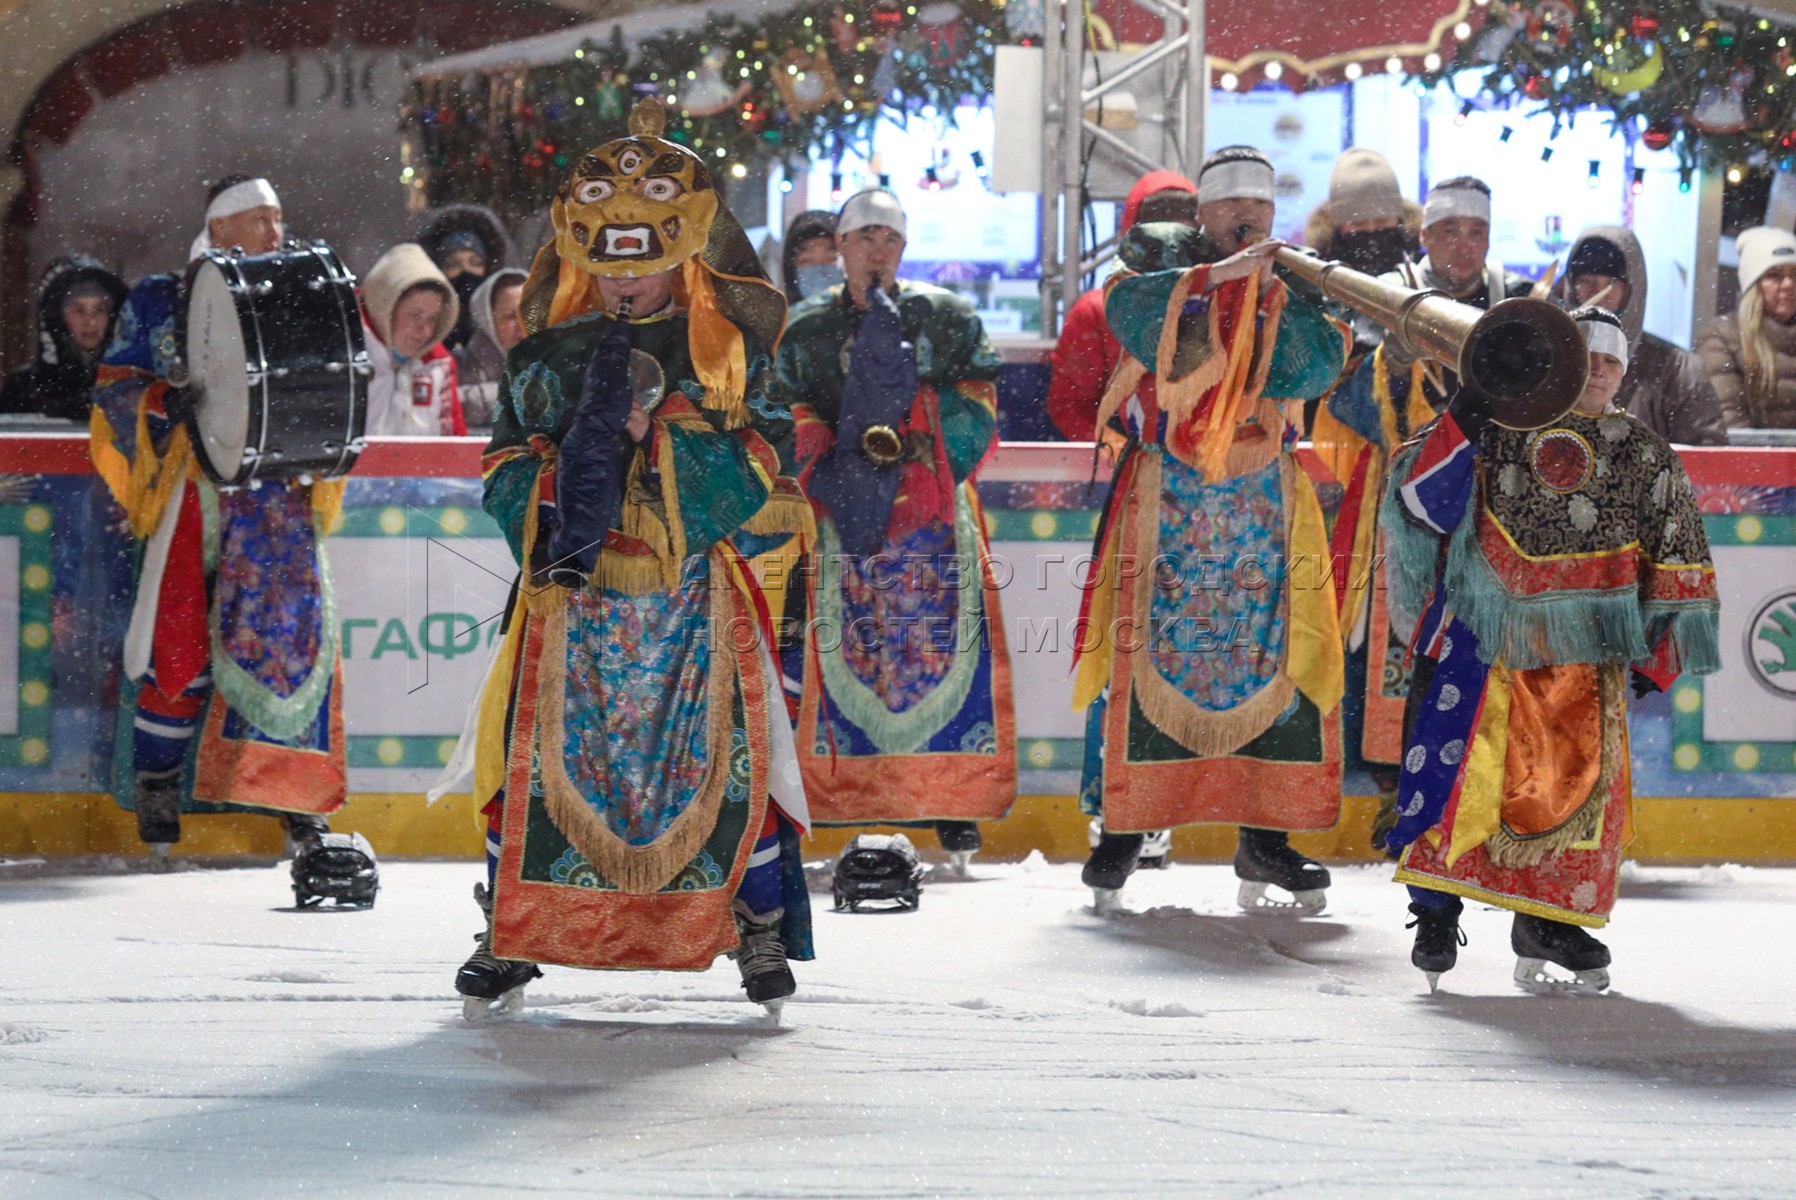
left=1136, top=828, right=1173, bottom=871
left=1511, top=913, right=1611, bottom=994
left=729, top=900, right=795, bottom=1015
left=134, top=772, right=181, bottom=867
left=281, top=811, right=328, bottom=858
left=934, top=821, right=981, bottom=877
left=1234, top=827, right=1329, bottom=913
left=291, top=829, right=380, bottom=909
left=1405, top=898, right=1466, bottom=993
left=456, top=883, right=541, bottom=1021
left=1082, top=827, right=1143, bottom=911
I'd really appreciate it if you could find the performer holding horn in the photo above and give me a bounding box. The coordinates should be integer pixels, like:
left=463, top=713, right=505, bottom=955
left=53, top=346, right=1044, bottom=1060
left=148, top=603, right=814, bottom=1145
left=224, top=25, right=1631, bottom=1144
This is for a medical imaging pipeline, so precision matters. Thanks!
left=1379, top=305, right=1719, bottom=993
left=458, top=100, right=814, bottom=1018
left=1309, top=175, right=1539, bottom=849
left=1075, top=146, right=1351, bottom=913
left=775, top=188, right=1015, bottom=876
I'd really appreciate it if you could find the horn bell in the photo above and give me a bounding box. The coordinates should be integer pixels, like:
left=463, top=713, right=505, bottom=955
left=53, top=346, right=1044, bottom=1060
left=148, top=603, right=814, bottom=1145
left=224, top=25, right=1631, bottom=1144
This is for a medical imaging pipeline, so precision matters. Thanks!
left=1271, top=247, right=1587, bottom=431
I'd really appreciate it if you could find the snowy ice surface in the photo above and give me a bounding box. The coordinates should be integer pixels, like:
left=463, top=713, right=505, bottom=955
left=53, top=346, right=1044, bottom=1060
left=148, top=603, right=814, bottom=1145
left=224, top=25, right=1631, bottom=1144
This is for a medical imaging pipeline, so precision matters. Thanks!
left=2, top=858, right=1794, bottom=1199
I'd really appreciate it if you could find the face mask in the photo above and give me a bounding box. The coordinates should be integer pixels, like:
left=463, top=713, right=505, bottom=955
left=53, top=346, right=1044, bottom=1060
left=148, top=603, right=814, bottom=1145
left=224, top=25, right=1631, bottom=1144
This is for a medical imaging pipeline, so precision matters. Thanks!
left=795, top=263, right=845, bottom=299
left=444, top=272, right=484, bottom=350
left=1334, top=227, right=1414, bottom=276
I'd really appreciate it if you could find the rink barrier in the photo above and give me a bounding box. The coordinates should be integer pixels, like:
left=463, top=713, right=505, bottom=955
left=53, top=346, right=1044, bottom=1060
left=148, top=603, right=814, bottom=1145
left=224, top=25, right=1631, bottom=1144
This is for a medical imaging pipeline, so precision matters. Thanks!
left=2, top=433, right=1792, bottom=864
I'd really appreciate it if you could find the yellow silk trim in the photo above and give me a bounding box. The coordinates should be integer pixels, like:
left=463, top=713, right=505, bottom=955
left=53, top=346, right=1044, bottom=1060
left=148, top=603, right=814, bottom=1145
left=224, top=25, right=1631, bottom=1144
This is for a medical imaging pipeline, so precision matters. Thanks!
left=309, top=479, right=345, bottom=536
left=1307, top=402, right=1366, bottom=491
left=1071, top=457, right=1129, bottom=712
left=1282, top=459, right=1344, bottom=715
left=471, top=589, right=526, bottom=821
left=1374, top=348, right=1436, bottom=460
left=1190, top=273, right=1268, bottom=482
left=89, top=405, right=132, bottom=512
left=1446, top=662, right=1511, bottom=867
left=681, top=257, right=749, bottom=430
left=547, top=257, right=601, bottom=328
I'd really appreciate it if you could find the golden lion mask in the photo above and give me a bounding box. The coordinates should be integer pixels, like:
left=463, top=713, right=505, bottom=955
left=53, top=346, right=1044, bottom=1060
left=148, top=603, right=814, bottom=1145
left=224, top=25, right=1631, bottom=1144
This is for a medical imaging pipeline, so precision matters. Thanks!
left=550, top=99, right=719, bottom=279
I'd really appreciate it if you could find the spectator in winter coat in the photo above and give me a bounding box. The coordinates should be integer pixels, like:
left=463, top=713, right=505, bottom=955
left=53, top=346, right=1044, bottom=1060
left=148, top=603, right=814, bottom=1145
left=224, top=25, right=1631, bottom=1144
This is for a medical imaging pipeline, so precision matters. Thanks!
left=360, top=243, right=464, bottom=437
left=0, top=254, right=127, bottom=422
left=779, top=210, right=842, bottom=306
left=1554, top=226, right=1728, bottom=445
left=1046, top=169, right=1197, bottom=440
left=1696, top=225, right=1796, bottom=430
left=416, top=204, right=516, bottom=354
left=457, top=267, right=528, bottom=435
left=1304, top=149, right=1421, bottom=280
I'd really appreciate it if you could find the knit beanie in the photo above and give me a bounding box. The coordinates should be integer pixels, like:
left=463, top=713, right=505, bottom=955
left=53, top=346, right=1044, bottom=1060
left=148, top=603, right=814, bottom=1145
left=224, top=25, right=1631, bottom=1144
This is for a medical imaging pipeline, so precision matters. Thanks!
left=1326, top=149, right=1403, bottom=225
left=1737, top=225, right=1796, bottom=294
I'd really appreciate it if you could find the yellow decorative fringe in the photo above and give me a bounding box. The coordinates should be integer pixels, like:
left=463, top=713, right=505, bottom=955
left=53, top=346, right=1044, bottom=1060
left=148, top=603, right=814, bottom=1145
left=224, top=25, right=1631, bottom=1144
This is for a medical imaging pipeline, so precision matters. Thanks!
left=1151, top=268, right=1234, bottom=431
left=533, top=583, right=736, bottom=895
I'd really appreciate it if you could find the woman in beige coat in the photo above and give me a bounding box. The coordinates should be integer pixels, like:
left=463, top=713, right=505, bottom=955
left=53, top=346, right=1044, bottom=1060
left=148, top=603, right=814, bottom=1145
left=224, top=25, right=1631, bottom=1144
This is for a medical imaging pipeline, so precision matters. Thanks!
left=1697, top=226, right=1796, bottom=430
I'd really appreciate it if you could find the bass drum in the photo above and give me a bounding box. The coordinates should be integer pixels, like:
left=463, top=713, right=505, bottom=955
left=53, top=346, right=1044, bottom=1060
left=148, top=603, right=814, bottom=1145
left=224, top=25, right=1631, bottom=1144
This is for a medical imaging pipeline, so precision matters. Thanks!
left=181, top=242, right=369, bottom=487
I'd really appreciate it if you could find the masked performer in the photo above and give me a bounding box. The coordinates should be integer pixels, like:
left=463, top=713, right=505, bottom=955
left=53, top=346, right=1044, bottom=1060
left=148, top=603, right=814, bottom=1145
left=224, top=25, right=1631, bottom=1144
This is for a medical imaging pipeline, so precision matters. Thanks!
left=1074, top=146, right=1349, bottom=912
left=1384, top=308, right=1719, bottom=993
left=774, top=188, right=1014, bottom=874
left=1311, top=174, right=1534, bottom=853
left=457, top=100, right=813, bottom=1019
left=87, top=175, right=372, bottom=905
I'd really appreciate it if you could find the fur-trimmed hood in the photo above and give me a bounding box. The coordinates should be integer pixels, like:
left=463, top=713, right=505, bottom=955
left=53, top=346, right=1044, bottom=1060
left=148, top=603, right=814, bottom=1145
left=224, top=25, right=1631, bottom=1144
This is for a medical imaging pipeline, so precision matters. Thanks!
left=415, top=204, right=517, bottom=272
left=35, top=254, right=126, bottom=368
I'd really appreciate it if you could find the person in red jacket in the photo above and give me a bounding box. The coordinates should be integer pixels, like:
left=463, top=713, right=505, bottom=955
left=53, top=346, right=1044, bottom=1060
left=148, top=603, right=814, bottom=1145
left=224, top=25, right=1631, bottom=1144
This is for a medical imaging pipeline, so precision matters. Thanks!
left=1046, top=170, right=1198, bottom=442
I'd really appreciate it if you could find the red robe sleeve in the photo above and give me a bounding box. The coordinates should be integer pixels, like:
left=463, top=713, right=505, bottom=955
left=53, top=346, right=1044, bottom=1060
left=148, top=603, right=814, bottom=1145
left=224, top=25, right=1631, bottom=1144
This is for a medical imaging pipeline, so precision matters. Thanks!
left=1047, top=288, right=1121, bottom=441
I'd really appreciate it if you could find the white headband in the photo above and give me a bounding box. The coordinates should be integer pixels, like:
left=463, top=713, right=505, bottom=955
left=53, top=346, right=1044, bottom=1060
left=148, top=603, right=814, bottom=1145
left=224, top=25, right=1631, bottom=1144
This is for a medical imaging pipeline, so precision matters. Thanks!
left=206, top=178, right=280, bottom=222
left=191, top=178, right=281, bottom=261
left=1198, top=159, right=1274, bottom=206
left=1422, top=184, right=1490, bottom=229
left=1579, top=318, right=1630, bottom=370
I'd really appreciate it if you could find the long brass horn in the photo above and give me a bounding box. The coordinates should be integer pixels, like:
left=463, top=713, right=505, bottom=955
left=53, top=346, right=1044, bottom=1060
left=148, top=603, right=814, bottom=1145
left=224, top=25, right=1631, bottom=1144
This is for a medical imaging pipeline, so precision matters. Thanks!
left=1271, top=247, right=1587, bottom=431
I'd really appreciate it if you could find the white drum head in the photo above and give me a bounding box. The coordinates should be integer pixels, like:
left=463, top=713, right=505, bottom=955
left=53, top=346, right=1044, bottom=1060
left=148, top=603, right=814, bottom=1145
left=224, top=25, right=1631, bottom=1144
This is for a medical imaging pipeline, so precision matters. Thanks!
left=186, top=261, right=252, bottom=481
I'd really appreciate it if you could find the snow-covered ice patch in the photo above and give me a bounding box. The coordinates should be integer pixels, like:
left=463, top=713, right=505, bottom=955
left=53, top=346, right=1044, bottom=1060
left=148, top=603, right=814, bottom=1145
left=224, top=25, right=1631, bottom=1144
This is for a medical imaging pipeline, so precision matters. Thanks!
left=244, top=971, right=337, bottom=984
left=0, top=1022, right=52, bottom=1044
left=1109, top=998, right=1203, bottom=1018
left=1018, top=849, right=1049, bottom=872
left=948, top=997, right=997, bottom=1010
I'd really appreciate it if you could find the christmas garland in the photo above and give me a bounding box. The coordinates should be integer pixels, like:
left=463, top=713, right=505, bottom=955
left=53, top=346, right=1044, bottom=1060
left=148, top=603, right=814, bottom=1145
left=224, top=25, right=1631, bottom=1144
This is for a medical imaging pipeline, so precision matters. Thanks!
left=402, top=0, right=1013, bottom=220
left=1422, top=1, right=1796, bottom=171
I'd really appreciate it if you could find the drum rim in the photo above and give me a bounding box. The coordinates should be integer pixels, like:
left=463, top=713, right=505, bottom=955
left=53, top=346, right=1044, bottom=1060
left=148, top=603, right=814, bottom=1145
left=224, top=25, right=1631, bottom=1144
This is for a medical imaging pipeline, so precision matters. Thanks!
left=180, top=242, right=368, bottom=488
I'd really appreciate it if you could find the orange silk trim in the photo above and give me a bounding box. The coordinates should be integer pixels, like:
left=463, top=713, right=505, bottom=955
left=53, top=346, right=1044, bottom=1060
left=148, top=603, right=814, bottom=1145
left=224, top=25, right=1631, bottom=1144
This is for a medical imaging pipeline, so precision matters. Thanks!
left=1500, top=663, right=1603, bottom=835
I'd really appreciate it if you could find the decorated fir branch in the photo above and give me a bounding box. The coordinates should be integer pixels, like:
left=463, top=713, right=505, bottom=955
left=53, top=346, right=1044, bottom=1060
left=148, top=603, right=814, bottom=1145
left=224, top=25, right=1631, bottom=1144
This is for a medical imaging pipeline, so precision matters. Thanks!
left=402, top=0, right=1011, bottom=221
left=1420, top=0, right=1796, bottom=173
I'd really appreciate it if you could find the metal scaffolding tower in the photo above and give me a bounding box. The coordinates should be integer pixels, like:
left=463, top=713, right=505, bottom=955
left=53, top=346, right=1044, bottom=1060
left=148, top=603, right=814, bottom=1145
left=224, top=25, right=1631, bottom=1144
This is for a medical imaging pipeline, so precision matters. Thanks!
left=1036, top=0, right=1208, bottom=335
